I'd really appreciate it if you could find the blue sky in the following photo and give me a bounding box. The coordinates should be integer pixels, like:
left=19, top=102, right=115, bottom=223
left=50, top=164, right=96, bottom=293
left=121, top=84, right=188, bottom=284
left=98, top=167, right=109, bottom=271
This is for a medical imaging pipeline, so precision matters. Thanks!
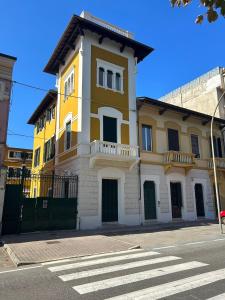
left=1, top=0, right=224, bottom=149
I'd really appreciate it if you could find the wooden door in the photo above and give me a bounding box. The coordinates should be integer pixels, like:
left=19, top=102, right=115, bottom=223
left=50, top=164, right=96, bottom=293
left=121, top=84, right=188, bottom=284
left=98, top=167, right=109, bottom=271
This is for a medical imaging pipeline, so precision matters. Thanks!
left=195, top=184, right=205, bottom=217
left=170, top=182, right=182, bottom=218
left=144, top=181, right=157, bottom=220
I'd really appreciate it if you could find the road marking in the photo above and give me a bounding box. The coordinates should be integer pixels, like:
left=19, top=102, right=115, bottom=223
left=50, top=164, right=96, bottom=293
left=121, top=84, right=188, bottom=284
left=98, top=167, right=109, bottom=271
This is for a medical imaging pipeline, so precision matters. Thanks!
left=59, top=256, right=181, bottom=281
left=48, top=251, right=159, bottom=272
left=185, top=241, right=207, bottom=246
left=42, top=249, right=142, bottom=266
left=73, top=261, right=207, bottom=294
left=0, top=265, right=42, bottom=275
left=152, top=238, right=225, bottom=251
left=153, top=246, right=176, bottom=250
left=207, top=293, right=225, bottom=300
left=106, top=268, right=225, bottom=300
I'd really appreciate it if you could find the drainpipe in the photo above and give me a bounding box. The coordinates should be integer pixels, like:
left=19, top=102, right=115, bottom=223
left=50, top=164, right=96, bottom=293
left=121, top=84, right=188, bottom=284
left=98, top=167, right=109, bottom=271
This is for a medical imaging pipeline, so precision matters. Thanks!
left=137, top=103, right=142, bottom=226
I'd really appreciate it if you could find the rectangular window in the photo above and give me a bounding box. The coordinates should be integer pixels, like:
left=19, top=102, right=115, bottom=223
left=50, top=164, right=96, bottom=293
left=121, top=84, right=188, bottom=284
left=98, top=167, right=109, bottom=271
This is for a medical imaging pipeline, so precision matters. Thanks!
left=210, top=136, right=223, bottom=158
left=65, top=121, right=71, bottom=150
left=43, top=137, right=55, bottom=162
left=191, top=134, right=200, bottom=158
left=168, top=128, right=179, bottom=151
left=107, top=70, right=113, bottom=89
left=99, top=67, right=105, bottom=86
left=9, top=151, right=22, bottom=159
left=34, top=148, right=40, bottom=167
left=64, top=70, right=74, bottom=100
left=142, top=125, right=152, bottom=151
left=103, top=116, right=117, bottom=143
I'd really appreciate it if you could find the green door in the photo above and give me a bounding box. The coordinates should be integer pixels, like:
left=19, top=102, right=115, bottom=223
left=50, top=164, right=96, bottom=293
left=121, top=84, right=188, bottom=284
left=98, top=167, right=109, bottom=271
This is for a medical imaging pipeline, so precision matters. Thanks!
left=2, top=184, right=23, bottom=235
left=144, top=181, right=157, bottom=220
left=102, top=179, right=118, bottom=222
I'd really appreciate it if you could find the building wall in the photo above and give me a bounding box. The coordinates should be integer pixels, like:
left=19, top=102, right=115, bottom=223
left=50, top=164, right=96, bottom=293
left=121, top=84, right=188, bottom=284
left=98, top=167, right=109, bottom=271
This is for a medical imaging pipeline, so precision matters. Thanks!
left=32, top=102, right=56, bottom=174
left=138, top=103, right=224, bottom=222
left=0, top=55, right=16, bottom=166
left=55, top=156, right=140, bottom=229
left=160, top=67, right=225, bottom=119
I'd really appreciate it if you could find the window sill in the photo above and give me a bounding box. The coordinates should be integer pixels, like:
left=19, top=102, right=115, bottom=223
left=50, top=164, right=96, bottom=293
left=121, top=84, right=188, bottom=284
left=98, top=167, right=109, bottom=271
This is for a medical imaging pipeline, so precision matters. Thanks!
left=96, top=84, right=124, bottom=95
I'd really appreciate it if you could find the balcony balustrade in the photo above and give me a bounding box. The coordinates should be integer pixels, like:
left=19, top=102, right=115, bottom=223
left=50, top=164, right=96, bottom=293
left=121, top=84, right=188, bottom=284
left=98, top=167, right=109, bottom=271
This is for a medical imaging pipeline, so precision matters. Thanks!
left=90, top=140, right=139, bottom=169
left=208, top=158, right=225, bottom=170
left=163, top=151, right=195, bottom=173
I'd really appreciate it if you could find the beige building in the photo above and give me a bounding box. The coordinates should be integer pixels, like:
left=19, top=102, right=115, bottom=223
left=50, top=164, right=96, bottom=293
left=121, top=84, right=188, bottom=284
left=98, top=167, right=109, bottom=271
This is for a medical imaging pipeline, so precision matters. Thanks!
left=160, top=67, right=225, bottom=119
left=138, top=97, right=225, bottom=222
left=0, top=53, right=17, bottom=167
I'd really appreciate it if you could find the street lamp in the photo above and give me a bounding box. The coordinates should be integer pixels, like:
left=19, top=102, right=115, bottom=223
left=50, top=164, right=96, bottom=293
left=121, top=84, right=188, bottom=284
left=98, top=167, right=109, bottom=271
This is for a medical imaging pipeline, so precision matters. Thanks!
left=210, top=88, right=225, bottom=234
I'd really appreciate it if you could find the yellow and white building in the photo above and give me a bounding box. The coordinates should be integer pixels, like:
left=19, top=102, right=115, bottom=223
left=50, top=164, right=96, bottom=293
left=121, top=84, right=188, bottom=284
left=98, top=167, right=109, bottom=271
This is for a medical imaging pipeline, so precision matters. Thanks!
left=28, top=12, right=225, bottom=229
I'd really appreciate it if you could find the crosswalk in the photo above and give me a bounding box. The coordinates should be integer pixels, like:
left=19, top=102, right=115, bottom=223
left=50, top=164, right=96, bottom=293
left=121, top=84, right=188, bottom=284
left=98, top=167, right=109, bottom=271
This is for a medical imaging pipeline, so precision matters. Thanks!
left=44, top=248, right=225, bottom=299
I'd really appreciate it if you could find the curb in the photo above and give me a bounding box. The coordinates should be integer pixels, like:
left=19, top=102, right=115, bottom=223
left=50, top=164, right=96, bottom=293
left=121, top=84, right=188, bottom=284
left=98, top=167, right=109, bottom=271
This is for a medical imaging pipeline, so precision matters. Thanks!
left=4, top=244, right=21, bottom=266
left=3, top=244, right=142, bottom=267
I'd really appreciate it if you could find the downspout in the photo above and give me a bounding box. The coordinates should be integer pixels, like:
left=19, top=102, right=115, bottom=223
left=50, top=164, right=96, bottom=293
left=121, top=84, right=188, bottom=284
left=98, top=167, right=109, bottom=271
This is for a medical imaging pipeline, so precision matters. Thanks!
left=137, top=102, right=142, bottom=226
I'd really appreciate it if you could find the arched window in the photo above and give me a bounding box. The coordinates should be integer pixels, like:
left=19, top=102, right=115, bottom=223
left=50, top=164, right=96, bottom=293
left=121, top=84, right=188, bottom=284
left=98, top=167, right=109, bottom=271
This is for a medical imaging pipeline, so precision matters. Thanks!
left=107, top=70, right=113, bottom=89
left=115, top=73, right=121, bottom=91
left=99, top=67, right=105, bottom=87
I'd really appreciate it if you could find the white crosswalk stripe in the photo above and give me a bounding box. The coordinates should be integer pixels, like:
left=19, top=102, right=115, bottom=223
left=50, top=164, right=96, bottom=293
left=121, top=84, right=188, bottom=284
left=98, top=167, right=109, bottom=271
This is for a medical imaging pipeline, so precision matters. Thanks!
left=106, top=268, right=225, bottom=300
left=48, top=251, right=159, bottom=272
left=59, top=256, right=181, bottom=281
left=73, top=261, right=207, bottom=294
left=45, top=249, right=225, bottom=299
left=207, top=293, right=225, bottom=300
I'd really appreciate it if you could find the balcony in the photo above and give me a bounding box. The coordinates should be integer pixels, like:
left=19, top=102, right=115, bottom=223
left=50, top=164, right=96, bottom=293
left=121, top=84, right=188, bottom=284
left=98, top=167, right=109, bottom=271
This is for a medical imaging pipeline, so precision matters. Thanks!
left=208, top=158, right=225, bottom=171
left=90, top=140, right=139, bottom=169
left=163, top=151, right=195, bottom=173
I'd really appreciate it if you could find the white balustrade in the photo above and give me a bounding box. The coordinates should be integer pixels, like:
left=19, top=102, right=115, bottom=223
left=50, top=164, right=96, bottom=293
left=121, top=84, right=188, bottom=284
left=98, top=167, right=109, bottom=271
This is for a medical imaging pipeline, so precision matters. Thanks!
left=164, top=151, right=195, bottom=165
left=90, top=140, right=139, bottom=159
left=208, top=158, right=225, bottom=169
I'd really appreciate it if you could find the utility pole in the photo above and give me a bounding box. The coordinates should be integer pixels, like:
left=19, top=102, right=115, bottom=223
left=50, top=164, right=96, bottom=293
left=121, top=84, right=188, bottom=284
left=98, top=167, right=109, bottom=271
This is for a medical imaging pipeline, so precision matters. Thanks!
left=210, top=89, right=225, bottom=234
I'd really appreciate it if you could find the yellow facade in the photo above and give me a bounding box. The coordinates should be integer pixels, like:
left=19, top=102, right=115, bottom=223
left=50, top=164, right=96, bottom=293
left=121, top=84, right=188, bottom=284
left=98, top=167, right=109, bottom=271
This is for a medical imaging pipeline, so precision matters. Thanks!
left=138, top=100, right=225, bottom=210
left=57, top=52, right=79, bottom=163
left=90, top=45, right=129, bottom=143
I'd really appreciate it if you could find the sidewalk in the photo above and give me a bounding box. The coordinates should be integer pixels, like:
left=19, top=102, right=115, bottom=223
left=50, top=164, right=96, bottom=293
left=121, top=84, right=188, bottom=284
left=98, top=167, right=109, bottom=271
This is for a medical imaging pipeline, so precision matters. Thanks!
left=1, top=220, right=218, bottom=266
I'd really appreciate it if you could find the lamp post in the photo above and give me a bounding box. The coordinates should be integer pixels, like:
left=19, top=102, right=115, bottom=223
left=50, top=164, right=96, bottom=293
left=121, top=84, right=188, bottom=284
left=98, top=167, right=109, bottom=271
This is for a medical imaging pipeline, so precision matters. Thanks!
left=210, top=89, right=225, bottom=234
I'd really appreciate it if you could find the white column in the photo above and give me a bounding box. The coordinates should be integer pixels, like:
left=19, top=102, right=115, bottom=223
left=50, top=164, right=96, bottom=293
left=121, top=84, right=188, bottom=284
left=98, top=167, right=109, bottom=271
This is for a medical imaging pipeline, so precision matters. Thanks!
left=77, top=36, right=91, bottom=155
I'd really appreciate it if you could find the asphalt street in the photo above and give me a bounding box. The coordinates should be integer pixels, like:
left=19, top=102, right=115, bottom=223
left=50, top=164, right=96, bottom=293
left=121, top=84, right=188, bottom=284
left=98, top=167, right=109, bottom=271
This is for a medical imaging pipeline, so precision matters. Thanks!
left=1, top=234, right=225, bottom=299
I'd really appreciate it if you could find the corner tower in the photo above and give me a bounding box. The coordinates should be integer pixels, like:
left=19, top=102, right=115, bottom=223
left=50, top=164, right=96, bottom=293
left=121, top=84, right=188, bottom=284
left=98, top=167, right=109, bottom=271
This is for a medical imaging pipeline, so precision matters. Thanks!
left=44, top=12, right=153, bottom=229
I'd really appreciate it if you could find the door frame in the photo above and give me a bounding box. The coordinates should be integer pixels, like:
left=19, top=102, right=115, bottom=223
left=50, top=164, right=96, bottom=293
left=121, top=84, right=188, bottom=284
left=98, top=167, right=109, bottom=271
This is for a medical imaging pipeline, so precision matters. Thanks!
left=97, top=167, right=125, bottom=226
left=167, top=173, right=187, bottom=221
left=192, top=178, right=208, bottom=219
left=141, top=175, right=160, bottom=223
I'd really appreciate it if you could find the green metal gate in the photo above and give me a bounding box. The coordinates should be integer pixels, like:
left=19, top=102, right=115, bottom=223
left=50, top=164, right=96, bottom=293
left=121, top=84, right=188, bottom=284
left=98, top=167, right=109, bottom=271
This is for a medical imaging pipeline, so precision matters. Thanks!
left=2, top=173, right=78, bottom=235
left=2, top=184, right=23, bottom=234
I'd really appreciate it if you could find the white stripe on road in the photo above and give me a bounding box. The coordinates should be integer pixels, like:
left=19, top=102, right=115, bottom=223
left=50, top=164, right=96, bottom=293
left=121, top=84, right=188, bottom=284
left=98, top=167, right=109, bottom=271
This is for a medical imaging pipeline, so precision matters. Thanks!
left=207, top=293, right=225, bottom=300
left=42, top=249, right=142, bottom=266
left=0, top=265, right=42, bottom=275
left=106, top=268, right=225, bottom=300
left=59, top=256, right=181, bottom=281
left=48, top=251, right=159, bottom=272
left=73, top=261, right=207, bottom=294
